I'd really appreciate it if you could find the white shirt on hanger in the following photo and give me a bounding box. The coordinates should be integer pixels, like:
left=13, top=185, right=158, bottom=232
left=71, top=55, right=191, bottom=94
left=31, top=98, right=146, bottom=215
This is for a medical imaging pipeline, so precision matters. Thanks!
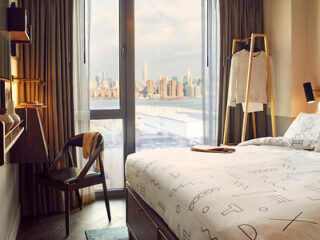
left=227, top=49, right=269, bottom=112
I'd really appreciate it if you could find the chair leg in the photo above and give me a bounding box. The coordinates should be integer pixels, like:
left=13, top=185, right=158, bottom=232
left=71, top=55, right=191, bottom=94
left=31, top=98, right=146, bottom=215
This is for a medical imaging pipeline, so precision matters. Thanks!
left=75, top=190, right=82, bottom=210
left=102, top=181, right=111, bottom=221
left=129, top=232, right=135, bottom=240
left=65, top=190, right=70, bottom=237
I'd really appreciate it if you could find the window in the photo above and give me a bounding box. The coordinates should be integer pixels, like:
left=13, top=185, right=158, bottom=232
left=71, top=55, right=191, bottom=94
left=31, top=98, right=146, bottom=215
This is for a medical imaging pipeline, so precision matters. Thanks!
left=90, top=119, right=124, bottom=189
left=87, top=0, right=219, bottom=192
left=89, top=0, right=120, bottom=110
left=135, top=0, right=204, bottom=151
left=89, top=0, right=126, bottom=191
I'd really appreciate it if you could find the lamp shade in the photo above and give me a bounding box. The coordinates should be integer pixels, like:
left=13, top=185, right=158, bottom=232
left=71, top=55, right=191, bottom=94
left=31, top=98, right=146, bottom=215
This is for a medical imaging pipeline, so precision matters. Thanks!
left=303, top=82, right=315, bottom=103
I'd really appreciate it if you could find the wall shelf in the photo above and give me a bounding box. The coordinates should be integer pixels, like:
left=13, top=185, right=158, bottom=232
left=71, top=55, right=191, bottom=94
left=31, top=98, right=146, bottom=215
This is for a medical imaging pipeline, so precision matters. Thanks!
left=0, top=109, right=26, bottom=166
left=4, top=120, right=24, bottom=152
left=8, top=5, right=31, bottom=44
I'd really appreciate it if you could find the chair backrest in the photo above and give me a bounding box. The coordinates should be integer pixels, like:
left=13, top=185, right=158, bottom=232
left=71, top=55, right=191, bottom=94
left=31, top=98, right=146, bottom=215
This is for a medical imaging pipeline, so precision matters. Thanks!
left=48, top=133, right=104, bottom=177
left=66, top=133, right=104, bottom=164
left=67, top=133, right=105, bottom=181
left=67, top=133, right=104, bottom=149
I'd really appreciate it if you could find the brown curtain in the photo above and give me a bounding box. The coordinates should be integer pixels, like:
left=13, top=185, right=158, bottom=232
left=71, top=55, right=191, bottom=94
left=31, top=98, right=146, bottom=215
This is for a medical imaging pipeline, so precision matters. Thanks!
left=218, top=0, right=267, bottom=144
left=17, top=0, right=76, bottom=216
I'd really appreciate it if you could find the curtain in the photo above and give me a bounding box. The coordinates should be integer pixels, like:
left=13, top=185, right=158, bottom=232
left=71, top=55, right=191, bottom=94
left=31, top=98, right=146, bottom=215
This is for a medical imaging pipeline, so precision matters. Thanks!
left=73, top=0, right=95, bottom=204
left=201, top=0, right=220, bottom=145
left=18, top=0, right=76, bottom=216
left=217, top=0, right=266, bottom=144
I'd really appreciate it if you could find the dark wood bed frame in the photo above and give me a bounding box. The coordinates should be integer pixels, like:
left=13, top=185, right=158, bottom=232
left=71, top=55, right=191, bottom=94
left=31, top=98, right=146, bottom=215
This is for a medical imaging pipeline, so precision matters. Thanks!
left=126, top=182, right=178, bottom=240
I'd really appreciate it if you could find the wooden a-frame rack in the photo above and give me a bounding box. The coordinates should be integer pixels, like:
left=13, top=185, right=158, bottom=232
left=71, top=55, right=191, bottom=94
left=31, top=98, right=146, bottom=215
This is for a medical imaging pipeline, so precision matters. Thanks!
left=223, top=33, right=276, bottom=144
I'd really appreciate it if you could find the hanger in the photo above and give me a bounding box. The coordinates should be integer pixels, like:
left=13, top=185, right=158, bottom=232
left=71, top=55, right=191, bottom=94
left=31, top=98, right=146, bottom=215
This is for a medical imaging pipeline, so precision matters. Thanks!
left=222, top=38, right=262, bottom=67
left=238, top=42, right=261, bottom=52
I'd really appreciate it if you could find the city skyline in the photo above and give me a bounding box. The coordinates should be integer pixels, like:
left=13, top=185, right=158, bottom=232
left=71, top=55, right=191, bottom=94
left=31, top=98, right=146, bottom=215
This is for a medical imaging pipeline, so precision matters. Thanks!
left=90, top=61, right=200, bottom=84
left=90, top=62, right=201, bottom=100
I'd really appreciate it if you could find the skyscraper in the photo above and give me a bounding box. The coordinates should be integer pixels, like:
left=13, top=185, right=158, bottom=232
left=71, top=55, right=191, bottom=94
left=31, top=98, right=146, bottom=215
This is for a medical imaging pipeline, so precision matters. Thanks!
left=103, top=76, right=109, bottom=89
left=142, top=61, right=149, bottom=84
left=177, top=81, right=184, bottom=98
left=95, top=72, right=102, bottom=87
left=169, top=80, right=177, bottom=97
left=194, top=85, right=201, bottom=97
left=147, top=79, right=155, bottom=95
left=159, top=77, right=168, bottom=99
left=187, top=69, right=192, bottom=85
left=186, top=84, right=195, bottom=97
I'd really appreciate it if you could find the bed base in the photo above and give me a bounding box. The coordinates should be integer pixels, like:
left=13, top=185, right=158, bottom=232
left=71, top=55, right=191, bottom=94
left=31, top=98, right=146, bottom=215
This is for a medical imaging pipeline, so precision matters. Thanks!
left=126, top=182, right=178, bottom=240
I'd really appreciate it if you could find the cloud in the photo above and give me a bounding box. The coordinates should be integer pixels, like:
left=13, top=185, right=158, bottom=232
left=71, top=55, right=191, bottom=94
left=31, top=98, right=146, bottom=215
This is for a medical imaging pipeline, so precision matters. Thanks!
left=135, top=0, right=202, bottom=80
left=89, top=0, right=203, bottom=81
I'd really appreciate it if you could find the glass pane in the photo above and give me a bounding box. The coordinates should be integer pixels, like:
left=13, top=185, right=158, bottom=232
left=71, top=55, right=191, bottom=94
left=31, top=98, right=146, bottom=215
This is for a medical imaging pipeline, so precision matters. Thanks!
left=89, top=0, right=120, bottom=110
left=135, top=0, right=202, bottom=152
left=90, top=119, right=124, bottom=189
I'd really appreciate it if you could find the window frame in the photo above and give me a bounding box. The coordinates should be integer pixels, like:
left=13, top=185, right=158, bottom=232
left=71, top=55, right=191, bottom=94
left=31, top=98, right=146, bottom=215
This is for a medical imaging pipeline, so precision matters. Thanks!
left=89, top=0, right=135, bottom=194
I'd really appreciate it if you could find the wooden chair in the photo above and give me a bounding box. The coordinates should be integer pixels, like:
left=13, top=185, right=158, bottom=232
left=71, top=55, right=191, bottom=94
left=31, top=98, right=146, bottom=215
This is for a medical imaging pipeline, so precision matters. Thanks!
left=35, top=133, right=111, bottom=237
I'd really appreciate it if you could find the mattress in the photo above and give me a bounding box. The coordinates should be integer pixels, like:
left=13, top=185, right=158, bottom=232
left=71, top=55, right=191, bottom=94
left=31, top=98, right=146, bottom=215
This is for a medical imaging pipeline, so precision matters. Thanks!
left=125, top=145, right=320, bottom=240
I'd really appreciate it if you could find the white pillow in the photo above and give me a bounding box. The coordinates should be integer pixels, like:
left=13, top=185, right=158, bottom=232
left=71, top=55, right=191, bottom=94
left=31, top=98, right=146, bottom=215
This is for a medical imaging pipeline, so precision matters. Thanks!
left=284, top=113, right=320, bottom=141
left=315, top=141, right=320, bottom=152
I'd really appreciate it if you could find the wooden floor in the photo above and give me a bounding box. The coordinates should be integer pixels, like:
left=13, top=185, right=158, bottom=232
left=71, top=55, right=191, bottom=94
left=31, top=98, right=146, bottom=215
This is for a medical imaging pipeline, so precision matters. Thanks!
left=17, top=199, right=126, bottom=240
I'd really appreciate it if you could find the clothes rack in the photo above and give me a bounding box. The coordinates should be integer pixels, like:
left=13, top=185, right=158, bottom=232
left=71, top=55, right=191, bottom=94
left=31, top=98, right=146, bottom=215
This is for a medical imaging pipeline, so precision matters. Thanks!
left=223, top=33, right=276, bottom=144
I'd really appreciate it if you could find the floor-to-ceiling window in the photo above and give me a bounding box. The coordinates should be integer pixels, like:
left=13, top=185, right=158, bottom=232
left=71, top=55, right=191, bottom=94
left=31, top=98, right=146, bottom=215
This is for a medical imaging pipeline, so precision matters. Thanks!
left=135, top=0, right=211, bottom=151
left=89, top=0, right=125, bottom=190
left=87, top=0, right=219, bottom=192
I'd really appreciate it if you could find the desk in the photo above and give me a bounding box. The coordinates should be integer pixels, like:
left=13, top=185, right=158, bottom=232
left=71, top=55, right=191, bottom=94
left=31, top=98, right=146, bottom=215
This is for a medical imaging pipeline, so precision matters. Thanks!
left=11, top=108, right=48, bottom=164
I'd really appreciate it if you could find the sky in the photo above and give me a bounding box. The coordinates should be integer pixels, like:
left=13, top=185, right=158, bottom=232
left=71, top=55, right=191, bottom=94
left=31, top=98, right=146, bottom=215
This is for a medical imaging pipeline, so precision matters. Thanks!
left=89, top=0, right=202, bottom=83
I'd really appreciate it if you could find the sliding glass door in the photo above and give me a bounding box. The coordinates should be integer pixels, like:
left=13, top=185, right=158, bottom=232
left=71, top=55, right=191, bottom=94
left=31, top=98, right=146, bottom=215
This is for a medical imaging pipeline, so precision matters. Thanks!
left=135, top=0, right=204, bottom=151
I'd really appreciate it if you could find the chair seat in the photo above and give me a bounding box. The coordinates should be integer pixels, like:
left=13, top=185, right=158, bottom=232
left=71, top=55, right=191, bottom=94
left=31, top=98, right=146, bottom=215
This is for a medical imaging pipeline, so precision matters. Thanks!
left=43, top=167, right=101, bottom=184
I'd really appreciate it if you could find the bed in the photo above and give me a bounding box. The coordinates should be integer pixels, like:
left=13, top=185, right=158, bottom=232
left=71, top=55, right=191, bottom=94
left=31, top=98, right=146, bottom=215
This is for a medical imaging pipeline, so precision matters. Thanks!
left=125, top=113, right=320, bottom=240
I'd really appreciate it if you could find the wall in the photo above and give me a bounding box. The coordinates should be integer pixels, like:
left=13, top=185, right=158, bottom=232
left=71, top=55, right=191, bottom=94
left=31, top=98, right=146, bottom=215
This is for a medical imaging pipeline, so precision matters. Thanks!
left=264, top=0, right=320, bottom=135
left=0, top=0, right=10, bottom=79
left=305, top=0, right=320, bottom=113
left=264, top=0, right=292, bottom=135
left=291, top=0, right=309, bottom=117
left=0, top=0, right=21, bottom=239
left=0, top=159, right=20, bottom=240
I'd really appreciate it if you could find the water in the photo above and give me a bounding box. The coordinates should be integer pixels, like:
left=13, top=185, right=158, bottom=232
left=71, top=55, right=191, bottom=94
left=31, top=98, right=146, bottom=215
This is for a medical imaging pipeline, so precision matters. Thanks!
left=90, top=98, right=202, bottom=110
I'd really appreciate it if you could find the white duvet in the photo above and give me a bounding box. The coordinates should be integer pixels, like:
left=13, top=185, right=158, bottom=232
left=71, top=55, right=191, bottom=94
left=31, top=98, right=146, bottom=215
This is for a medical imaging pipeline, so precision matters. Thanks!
left=125, top=140, right=320, bottom=240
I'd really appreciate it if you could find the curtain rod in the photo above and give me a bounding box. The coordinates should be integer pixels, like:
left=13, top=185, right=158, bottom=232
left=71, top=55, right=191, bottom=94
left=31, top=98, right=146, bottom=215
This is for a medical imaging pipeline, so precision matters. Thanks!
left=0, top=77, right=11, bottom=82
left=0, top=77, right=44, bottom=84
left=14, top=77, right=41, bottom=81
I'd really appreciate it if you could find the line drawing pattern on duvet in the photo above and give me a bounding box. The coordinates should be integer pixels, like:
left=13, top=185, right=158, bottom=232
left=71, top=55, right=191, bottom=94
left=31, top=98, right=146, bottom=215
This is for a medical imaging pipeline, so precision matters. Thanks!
left=221, top=203, right=243, bottom=216
left=270, top=211, right=318, bottom=232
left=201, top=226, right=218, bottom=240
left=189, top=188, right=220, bottom=211
left=125, top=140, right=320, bottom=239
left=237, top=224, right=257, bottom=240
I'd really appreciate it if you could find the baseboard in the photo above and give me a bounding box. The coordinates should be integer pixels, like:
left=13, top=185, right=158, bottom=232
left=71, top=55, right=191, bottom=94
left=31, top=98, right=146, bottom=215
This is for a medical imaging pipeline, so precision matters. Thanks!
left=8, top=204, right=20, bottom=240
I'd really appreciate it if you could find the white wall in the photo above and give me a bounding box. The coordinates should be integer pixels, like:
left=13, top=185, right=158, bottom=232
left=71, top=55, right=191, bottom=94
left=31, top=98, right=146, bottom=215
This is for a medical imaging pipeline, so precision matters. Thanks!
left=305, top=0, right=320, bottom=113
left=0, top=158, right=20, bottom=240
left=264, top=0, right=292, bottom=118
left=291, top=0, right=309, bottom=117
left=0, top=0, right=21, bottom=239
left=264, top=0, right=320, bottom=134
left=264, top=0, right=293, bottom=135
